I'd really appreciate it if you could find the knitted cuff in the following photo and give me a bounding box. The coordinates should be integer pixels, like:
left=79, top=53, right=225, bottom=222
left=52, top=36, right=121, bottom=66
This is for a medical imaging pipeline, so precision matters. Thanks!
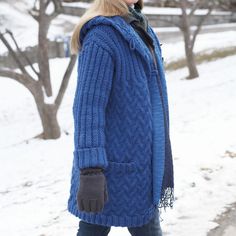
left=80, top=167, right=104, bottom=175
left=73, top=147, right=108, bottom=169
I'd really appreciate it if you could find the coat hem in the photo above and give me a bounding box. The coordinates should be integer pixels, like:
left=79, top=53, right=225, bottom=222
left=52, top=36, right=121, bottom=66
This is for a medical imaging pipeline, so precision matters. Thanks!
left=67, top=203, right=157, bottom=227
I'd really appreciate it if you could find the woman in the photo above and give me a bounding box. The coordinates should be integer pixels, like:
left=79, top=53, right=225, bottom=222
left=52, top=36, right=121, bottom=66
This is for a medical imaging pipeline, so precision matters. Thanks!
left=67, top=0, right=174, bottom=235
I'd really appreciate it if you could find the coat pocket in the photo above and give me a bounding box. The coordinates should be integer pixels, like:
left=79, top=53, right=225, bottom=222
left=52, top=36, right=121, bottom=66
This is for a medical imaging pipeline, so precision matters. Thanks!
left=104, top=160, right=137, bottom=175
left=102, top=160, right=139, bottom=215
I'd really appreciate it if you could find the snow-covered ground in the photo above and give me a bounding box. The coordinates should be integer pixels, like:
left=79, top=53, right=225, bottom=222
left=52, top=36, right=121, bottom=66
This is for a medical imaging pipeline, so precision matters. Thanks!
left=161, top=55, right=236, bottom=236
left=158, top=30, right=236, bottom=63
left=143, top=6, right=231, bottom=16
left=1, top=1, right=236, bottom=235
left=0, top=51, right=236, bottom=235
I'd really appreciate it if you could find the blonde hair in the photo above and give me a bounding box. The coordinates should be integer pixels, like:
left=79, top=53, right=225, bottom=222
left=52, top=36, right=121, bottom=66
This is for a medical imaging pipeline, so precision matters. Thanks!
left=70, top=0, right=144, bottom=54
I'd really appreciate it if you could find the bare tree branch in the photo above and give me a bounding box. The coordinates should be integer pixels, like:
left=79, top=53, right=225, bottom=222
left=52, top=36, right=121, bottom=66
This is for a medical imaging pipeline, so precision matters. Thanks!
left=54, top=54, right=77, bottom=109
left=0, top=32, right=29, bottom=76
left=6, top=30, right=39, bottom=77
left=179, top=0, right=187, bottom=14
left=52, top=0, right=62, bottom=12
left=29, top=0, right=64, bottom=22
left=0, top=69, right=35, bottom=89
left=45, top=0, right=51, bottom=9
left=189, top=0, right=201, bottom=17
left=28, top=1, right=40, bottom=22
left=48, top=0, right=63, bottom=20
left=190, top=3, right=215, bottom=50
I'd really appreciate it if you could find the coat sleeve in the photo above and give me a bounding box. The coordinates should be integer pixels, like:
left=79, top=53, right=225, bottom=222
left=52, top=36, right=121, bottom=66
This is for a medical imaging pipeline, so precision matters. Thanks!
left=72, top=40, right=114, bottom=170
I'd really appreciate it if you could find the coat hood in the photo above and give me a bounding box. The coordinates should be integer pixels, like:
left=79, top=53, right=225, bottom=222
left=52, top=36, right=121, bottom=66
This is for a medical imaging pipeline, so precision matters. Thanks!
left=79, top=15, right=162, bottom=63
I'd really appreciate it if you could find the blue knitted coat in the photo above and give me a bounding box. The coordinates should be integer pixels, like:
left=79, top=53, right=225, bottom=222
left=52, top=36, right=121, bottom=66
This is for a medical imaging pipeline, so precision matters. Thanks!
left=67, top=15, right=174, bottom=227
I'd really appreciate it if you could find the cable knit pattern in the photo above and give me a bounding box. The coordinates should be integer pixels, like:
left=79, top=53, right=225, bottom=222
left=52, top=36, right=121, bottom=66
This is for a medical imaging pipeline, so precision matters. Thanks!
left=67, top=15, right=173, bottom=227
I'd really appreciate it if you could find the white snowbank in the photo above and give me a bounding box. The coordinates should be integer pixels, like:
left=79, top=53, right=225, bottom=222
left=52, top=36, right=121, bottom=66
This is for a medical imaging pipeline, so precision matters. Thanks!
left=159, top=31, right=236, bottom=63
left=0, top=2, right=236, bottom=235
left=61, top=2, right=231, bottom=16
left=0, top=52, right=236, bottom=235
left=143, top=6, right=231, bottom=16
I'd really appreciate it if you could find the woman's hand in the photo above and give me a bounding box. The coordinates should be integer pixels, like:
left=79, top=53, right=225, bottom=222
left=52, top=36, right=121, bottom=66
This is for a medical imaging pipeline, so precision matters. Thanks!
left=77, top=167, right=108, bottom=213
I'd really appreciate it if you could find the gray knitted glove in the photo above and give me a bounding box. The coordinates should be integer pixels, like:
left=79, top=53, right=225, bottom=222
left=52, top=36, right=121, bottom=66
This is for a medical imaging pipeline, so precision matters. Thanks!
left=77, top=167, right=108, bottom=213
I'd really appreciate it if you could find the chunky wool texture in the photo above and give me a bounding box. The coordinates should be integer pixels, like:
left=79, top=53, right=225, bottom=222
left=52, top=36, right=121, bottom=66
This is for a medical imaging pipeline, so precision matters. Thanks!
left=67, top=15, right=174, bottom=227
left=122, top=8, right=174, bottom=208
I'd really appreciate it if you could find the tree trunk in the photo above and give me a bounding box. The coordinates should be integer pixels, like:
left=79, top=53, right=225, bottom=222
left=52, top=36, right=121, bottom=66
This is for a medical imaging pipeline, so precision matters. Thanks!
left=180, top=0, right=199, bottom=79
left=182, top=30, right=199, bottom=79
left=32, top=83, right=61, bottom=139
left=38, top=0, right=52, bottom=97
left=185, top=44, right=199, bottom=79
left=37, top=103, right=61, bottom=139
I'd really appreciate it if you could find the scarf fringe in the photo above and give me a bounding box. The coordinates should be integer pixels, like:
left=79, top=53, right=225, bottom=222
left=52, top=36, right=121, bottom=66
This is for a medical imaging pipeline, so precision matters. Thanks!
left=155, top=187, right=175, bottom=221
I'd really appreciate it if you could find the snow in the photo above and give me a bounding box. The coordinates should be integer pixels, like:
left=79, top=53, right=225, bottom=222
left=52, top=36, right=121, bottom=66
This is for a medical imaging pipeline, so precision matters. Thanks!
left=62, top=1, right=90, bottom=8
left=0, top=0, right=231, bottom=54
left=0, top=2, right=38, bottom=51
left=143, top=6, right=231, bottom=16
left=161, top=55, right=236, bottom=236
left=1, top=52, right=236, bottom=236
left=1, top=1, right=236, bottom=235
left=158, top=30, right=236, bottom=63
left=61, top=2, right=231, bottom=16
left=155, top=22, right=236, bottom=33
left=0, top=1, right=78, bottom=53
